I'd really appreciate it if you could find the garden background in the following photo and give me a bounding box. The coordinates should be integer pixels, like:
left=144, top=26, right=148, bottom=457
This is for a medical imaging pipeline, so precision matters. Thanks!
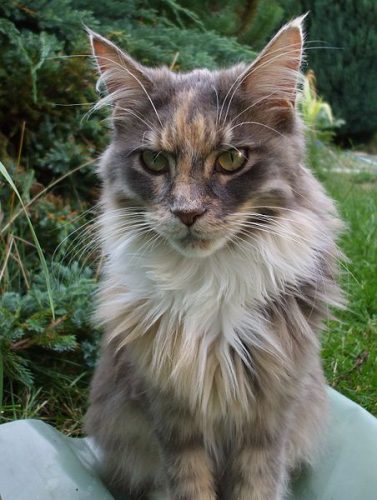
left=1, top=0, right=376, bottom=435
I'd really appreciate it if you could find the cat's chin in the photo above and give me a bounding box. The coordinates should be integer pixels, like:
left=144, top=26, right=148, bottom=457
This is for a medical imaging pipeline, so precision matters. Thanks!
left=169, top=235, right=226, bottom=258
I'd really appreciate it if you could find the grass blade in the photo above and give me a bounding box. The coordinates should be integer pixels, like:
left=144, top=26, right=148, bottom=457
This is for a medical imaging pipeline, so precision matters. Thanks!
left=0, top=160, right=55, bottom=318
left=0, top=348, right=3, bottom=413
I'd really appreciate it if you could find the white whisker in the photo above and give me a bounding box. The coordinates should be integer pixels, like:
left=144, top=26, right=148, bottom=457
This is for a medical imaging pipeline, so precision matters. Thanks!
left=228, top=121, right=283, bottom=136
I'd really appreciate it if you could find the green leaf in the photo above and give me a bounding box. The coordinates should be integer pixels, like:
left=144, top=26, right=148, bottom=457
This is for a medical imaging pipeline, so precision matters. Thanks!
left=0, top=347, right=3, bottom=411
left=0, top=160, right=55, bottom=319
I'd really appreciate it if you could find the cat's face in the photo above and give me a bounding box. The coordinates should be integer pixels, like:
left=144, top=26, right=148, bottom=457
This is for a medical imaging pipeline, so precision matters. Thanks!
left=90, top=18, right=305, bottom=257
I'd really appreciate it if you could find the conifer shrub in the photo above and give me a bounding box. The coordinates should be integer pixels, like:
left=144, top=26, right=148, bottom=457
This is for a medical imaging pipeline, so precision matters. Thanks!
left=298, top=0, right=377, bottom=140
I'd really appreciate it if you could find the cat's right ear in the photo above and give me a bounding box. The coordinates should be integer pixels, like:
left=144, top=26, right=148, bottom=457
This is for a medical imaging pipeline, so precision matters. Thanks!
left=87, top=28, right=151, bottom=100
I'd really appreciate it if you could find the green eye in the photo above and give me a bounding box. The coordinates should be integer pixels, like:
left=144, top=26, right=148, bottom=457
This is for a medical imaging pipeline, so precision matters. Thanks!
left=141, top=150, right=170, bottom=173
left=216, top=148, right=248, bottom=173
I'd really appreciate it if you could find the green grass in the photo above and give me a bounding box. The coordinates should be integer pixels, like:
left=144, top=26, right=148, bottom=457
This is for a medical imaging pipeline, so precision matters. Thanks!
left=319, top=158, right=377, bottom=415
left=3, top=358, right=90, bottom=435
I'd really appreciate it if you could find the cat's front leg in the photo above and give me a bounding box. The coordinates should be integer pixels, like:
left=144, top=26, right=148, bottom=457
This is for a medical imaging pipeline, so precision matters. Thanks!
left=159, top=443, right=216, bottom=500
left=221, top=444, right=287, bottom=500
left=150, top=392, right=217, bottom=500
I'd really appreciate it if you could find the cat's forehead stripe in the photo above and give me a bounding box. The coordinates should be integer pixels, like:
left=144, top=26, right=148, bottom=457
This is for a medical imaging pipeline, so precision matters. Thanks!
left=159, top=88, right=221, bottom=156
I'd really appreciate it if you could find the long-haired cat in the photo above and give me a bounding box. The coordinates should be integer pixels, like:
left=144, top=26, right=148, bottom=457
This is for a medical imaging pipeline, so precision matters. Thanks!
left=85, top=16, right=343, bottom=500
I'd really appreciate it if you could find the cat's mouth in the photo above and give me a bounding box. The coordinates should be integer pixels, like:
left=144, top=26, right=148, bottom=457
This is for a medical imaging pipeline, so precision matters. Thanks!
left=180, top=233, right=211, bottom=247
left=169, top=232, right=226, bottom=258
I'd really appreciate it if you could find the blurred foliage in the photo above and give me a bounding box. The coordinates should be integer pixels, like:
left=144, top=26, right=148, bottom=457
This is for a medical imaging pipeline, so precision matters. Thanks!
left=0, top=1, right=100, bottom=182
left=285, top=0, right=377, bottom=141
left=171, top=0, right=285, bottom=49
left=298, top=69, right=344, bottom=164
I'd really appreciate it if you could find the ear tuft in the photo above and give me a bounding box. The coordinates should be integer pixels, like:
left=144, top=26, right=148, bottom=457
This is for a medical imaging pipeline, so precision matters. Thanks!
left=241, top=15, right=306, bottom=109
left=87, top=29, right=123, bottom=78
left=86, top=28, right=150, bottom=101
left=288, top=12, right=308, bottom=31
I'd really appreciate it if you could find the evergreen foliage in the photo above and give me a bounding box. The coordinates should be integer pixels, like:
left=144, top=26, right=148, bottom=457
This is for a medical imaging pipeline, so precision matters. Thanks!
left=296, top=0, right=377, bottom=140
left=171, top=0, right=285, bottom=50
left=1, top=263, right=97, bottom=387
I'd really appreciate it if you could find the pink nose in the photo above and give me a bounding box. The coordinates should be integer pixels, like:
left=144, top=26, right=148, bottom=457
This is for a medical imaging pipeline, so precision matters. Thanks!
left=171, top=208, right=206, bottom=226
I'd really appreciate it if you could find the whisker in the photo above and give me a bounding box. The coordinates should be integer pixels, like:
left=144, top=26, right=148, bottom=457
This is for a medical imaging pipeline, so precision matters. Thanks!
left=233, top=223, right=341, bottom=264
left=212, top=85, right=220, bottom=128
left=228, top=92, right=278, bottom=124
left=228, top=121, right=283, bottom=136
left=53, top=219, right=97, bottom=262
left=114, top=107, right=157, bottom=131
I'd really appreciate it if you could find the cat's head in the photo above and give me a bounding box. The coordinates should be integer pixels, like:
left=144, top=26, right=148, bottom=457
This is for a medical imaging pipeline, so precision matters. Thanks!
left=89, top=17, right=307, bottom=258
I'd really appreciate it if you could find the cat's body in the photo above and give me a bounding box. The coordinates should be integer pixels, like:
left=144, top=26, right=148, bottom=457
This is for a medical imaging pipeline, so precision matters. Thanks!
left=85, top=17, right=343, bottom=500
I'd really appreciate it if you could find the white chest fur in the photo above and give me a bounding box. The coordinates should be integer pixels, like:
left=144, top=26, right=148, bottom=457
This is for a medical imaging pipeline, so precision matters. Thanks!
left=98, top=211, right=323, bottom=416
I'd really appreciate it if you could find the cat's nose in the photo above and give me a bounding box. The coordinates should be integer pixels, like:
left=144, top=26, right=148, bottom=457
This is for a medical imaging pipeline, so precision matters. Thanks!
left=171, top=208, right=206, bottom=226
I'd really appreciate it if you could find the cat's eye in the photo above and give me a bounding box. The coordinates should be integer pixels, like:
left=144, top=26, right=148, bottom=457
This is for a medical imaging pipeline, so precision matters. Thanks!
left=141, top=150, right=170, bottom=173
left=215, top=148, right=248, bottom=173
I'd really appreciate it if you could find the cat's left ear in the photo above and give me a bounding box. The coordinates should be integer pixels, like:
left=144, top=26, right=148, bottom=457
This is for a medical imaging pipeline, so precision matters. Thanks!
left=241, top=15, right=306, bottom=110
left=87, top=28, right=151, bottom=101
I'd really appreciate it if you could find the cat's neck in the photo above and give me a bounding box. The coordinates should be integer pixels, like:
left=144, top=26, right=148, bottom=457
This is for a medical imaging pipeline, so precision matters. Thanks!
left=96, top=210, right=330, bottom=415
left=101, top=210, right=320, bottom=309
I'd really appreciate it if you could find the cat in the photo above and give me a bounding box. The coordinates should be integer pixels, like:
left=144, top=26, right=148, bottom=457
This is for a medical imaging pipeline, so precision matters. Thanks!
left=84, top=15, right=343, bottom=500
